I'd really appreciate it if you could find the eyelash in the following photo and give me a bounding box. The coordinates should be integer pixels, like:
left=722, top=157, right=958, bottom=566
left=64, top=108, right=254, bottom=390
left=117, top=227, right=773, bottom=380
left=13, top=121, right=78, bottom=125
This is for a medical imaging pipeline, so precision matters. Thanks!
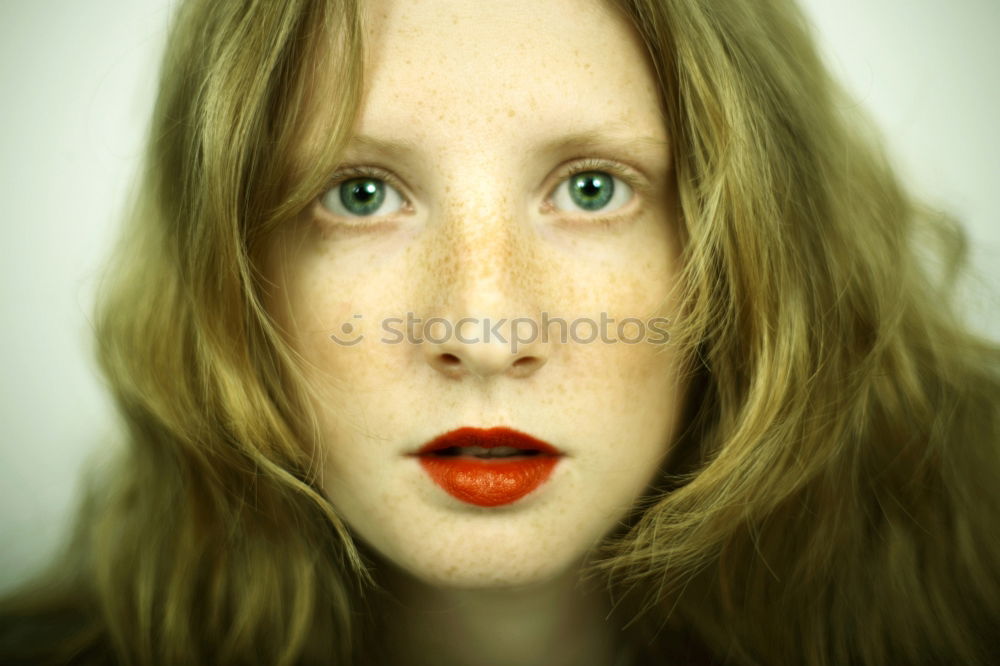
left=317, top=158, right=642, bottom=223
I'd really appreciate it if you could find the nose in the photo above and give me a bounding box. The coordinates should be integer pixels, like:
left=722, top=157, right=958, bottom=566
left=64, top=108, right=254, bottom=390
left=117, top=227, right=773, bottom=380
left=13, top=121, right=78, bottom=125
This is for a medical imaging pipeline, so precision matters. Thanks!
left=422, top=316, right=549, bottom=380
left=416, top=195, right=551, bottom=382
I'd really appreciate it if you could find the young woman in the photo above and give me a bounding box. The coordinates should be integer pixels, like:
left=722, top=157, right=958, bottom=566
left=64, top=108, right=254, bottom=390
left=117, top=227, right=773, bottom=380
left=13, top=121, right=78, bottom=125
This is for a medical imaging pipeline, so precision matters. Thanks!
left=2, top=0, right=998, bottom=664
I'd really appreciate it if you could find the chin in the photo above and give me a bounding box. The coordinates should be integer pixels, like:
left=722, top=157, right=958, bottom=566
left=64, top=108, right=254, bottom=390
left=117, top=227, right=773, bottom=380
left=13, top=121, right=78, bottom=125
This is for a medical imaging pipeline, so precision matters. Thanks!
left=362, top=530, right=588, bottom=592
left=411, top=560, right=571, bottom=590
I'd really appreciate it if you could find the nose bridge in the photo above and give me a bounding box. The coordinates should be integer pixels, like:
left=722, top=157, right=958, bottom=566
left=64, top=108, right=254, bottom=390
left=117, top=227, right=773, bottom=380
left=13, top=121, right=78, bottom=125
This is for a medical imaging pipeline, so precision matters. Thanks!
left=411, top=168, right=552, bottom=381
left=422, top=174, right=538, bottom=317
left=447, top=212, right=515, bottom=311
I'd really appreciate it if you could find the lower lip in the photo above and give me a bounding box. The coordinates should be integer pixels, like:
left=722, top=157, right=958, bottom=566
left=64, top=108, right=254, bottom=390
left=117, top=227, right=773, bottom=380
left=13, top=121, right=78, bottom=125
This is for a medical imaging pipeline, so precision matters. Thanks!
left=417, top=455, right=560, bottom=507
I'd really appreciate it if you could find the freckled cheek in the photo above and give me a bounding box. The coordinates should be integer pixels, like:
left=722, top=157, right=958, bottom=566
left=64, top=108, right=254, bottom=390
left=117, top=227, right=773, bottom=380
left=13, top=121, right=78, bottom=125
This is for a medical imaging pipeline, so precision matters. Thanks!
left=563, top=337, right=679, bottom=403
left=300, top=319, right=410, bottom=396
left=551, top=252, right=681, bottom=408
left=557, top=256, right=676, bottom=322
left=305, top=339, right=404, bottom=390
left=281, top=275, right=403, bottom=386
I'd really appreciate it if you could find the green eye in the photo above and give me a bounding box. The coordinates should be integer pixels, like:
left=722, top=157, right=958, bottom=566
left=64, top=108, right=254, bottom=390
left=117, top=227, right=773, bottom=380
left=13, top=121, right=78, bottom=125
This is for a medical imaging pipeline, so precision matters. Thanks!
left=320, top=177, right=405, bottom=217
left=570, top=172, right=612, bottom=210
left=553, top=170, right=632, bottom=213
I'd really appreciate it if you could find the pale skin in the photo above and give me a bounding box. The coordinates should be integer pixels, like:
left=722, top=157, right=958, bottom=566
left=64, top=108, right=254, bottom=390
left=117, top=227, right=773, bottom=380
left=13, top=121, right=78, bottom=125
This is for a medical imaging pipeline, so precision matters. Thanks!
left=264, top=0, right=688, bottom=664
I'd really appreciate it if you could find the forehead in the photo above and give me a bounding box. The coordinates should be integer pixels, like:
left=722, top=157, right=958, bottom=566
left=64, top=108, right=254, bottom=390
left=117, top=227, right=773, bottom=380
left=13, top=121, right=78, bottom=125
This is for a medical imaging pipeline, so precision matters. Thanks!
left=358, top=0, right=666, bottom=153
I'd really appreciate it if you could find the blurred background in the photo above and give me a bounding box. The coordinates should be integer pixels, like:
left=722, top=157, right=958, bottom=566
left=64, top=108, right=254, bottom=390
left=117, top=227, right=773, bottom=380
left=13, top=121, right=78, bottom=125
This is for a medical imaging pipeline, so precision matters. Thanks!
left=1, top=0, right=997, bottom=592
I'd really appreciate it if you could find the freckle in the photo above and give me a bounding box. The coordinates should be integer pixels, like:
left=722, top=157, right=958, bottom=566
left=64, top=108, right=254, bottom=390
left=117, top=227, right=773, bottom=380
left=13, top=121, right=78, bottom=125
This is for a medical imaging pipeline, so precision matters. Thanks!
left=507, top=109, right=515, bottom=117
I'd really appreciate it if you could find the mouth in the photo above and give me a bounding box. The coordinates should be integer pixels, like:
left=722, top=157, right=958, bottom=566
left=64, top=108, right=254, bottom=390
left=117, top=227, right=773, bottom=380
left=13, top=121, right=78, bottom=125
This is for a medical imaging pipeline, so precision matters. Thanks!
left=428, top=445, right=544, bottom=459
left=411, top=427, right=564, bottom=507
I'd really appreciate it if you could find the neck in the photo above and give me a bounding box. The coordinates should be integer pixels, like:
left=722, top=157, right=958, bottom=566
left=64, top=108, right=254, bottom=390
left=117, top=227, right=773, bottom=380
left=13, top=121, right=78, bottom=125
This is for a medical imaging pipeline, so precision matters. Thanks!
left=371, top=559, right=625, bottom=666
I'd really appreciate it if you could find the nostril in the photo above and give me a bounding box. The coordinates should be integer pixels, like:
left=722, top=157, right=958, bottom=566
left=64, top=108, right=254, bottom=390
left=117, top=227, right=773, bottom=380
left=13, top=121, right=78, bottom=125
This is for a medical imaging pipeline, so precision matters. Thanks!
left=511, top=356, right=545, bottom=376
left=427, top=349, right=546, bottom=380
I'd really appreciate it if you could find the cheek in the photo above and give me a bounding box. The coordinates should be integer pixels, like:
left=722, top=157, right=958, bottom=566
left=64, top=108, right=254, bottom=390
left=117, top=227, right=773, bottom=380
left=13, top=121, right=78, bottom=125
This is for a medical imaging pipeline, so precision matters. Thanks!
left=546, top=237, right=678, bottom=365
left=549, top=238, right=682, bottom=445
left=268, top=242, right=400, bottom=382
left=557, top=335, right=683, bottom=451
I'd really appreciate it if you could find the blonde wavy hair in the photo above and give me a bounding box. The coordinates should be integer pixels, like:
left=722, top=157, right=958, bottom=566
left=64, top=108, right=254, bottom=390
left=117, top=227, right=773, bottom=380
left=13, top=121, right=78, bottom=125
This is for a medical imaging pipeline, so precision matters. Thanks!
left=2, top=0, right=998, bottom=663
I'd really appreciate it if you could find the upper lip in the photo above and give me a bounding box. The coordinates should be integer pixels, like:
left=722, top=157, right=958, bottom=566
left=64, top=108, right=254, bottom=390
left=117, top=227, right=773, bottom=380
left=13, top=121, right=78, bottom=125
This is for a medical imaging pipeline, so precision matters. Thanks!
left=413, top=426, right=563, bottom=456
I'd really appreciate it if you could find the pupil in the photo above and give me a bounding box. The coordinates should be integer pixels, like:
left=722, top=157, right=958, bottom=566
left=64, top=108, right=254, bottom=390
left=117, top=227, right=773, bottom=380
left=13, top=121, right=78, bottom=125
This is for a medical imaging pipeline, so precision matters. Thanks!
left=340, top=178, right=385, bottom=215
left=570, top=171, right=613, bottom=211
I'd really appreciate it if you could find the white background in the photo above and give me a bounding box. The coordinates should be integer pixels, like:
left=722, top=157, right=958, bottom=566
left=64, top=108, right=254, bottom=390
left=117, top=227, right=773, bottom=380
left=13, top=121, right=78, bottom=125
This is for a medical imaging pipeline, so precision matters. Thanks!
left=1, top=0, right=997, bottom=592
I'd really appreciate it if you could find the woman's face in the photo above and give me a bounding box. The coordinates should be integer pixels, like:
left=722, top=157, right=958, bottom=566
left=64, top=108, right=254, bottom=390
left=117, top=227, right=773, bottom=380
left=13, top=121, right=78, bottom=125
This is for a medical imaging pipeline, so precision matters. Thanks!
left=265, top=0, right=687, bottom=589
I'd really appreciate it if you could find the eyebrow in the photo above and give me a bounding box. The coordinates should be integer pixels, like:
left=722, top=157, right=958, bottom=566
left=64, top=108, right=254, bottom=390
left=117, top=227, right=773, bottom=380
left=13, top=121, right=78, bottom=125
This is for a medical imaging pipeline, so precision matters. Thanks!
left=537, top=128, right=670, bottom=156
left=343, top=128, right=669, bottom=159
left=344, top=133, right=422, bottom=156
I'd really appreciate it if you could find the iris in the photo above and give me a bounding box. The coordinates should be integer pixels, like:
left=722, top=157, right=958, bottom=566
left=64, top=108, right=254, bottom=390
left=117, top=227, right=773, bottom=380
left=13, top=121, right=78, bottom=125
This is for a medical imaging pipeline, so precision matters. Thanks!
left=339, top=178, right=385, bottom=216
left=568, top=171, right=614, bottom=211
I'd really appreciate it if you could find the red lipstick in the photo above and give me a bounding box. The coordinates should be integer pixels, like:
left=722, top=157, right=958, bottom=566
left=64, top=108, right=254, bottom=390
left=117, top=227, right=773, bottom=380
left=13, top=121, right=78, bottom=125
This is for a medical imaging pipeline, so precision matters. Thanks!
left=412, top=427, right=563, bottom=507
